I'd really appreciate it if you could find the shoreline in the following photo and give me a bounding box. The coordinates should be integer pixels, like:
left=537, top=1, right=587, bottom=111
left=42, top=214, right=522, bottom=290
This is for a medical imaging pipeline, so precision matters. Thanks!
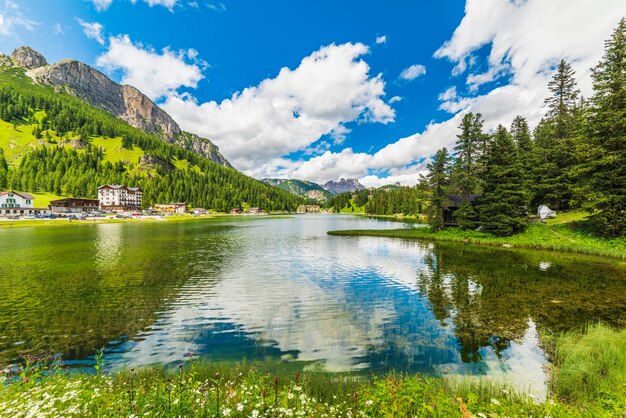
left=328, top=223, right=626, bottom=260
left=2, top=324, right=624, bottom=417
left=0, top=213, right=293, bottom=229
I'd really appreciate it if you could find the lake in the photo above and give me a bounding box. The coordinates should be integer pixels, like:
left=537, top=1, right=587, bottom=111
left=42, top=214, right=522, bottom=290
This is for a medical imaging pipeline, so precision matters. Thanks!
left=1, top=215, right=625, bottom=397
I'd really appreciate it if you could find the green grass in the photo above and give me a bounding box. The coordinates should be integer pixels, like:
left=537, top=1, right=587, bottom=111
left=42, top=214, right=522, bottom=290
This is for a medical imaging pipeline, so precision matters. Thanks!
left=549, top=323, right=626, bottom=405
left=90, top=136, right=144, bottom=165
left=0, top=119, right=46, bottom=165
left=2, top=330, right=625, bottom=418
left=328, top=212, right=626, bottom=260
left=28, top=191, right=66, bottom=208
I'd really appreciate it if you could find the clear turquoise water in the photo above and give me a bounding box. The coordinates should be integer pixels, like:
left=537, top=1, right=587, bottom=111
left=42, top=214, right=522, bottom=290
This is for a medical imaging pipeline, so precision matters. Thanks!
left=1, top=215, right=625, bottom=395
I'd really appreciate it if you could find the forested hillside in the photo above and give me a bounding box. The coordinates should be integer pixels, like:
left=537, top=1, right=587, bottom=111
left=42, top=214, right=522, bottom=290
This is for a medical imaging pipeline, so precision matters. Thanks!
left=0, top=62, right=301, bottom=212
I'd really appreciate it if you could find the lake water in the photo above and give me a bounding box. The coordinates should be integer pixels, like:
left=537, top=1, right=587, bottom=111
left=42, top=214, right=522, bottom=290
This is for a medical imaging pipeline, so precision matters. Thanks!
left=1, top=215, right=626, bottom=397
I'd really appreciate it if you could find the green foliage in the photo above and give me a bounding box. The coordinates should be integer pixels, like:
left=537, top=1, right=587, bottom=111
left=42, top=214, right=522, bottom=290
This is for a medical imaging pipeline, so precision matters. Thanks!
left=1, top=353, right=625, bottom=417
left=451, top=112, right=486, bottom=201
left=0, top=147, right=7, bottom=190
left=580, top=18, right=626, bottom=236
left=424, top=148, right=452, bottom=231
left=479, top=125, right=528, bottom=236
left=363, top=185, right=426, bottom=216
left=551, top=323, right=626, bottom=405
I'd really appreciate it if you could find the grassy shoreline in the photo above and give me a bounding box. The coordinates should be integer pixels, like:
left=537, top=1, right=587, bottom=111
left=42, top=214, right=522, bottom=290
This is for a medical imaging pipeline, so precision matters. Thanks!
left=0, top=213, right=292, bottom=229
left=328, top=216, right=626, bottom=260
left=1, top=324, right=624, bottom=417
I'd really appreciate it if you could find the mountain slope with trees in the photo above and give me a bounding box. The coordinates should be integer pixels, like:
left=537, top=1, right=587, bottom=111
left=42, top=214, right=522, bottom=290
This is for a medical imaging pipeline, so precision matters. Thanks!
left=0, top=56, right=301, bottom=212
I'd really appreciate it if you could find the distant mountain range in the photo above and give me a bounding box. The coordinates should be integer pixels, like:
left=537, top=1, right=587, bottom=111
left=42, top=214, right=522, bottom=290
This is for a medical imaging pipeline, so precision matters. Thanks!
left=262, top=177, right=366, bottom=201
left=322, top=178, right=366, bottom=195
left=261, top=178, right=333, bottom=202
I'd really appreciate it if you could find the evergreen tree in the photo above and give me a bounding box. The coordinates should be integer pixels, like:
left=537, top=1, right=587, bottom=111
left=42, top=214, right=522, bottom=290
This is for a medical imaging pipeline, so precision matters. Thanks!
left=479, top=125, right=527, bottom=236
left=583, top=18, right=626, bottom=236
left=425, top=148, right=452, bottom=231
left=451, top=112, right=485, bottom=227
left=510, top=116, right=533, bottom=175
left=531, top=60, right=581, bottom=210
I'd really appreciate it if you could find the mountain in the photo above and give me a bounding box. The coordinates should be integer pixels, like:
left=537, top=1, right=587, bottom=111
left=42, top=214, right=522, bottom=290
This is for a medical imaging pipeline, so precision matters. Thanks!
left=262, top=178, right=332, bottom=202
left=0, top=48, right=301, bottom=212
left=10, top=46, right=230, bottom=167
left=322, top=178, right=365, bottom=195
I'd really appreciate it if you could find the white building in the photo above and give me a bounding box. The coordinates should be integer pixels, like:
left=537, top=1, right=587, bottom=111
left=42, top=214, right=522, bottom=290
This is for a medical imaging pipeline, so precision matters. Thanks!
left=97, top=185, right=143, bottom=212
left=0, top=191, right=50, bottom=216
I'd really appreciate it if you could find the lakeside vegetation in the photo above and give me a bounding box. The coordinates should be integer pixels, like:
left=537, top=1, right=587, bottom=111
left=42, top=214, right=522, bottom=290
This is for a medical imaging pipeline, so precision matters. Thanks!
left=0, top=324, right=624, bottom=417
left=329, top=212, right=626, bottom=259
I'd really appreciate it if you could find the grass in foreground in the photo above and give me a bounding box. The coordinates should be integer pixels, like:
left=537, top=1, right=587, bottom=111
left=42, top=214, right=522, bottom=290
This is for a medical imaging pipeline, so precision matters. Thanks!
left=1, top=325, right=625, bottom=417
left=328, top=212, right=626, bottom=260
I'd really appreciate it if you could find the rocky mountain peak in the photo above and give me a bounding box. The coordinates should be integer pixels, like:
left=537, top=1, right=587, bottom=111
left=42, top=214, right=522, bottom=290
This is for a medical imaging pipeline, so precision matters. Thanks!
left=11, top=46, right=47, bottom=69
left=322, top=178, right=365, bottom=195
left=10, top=47, right=231, bottom=167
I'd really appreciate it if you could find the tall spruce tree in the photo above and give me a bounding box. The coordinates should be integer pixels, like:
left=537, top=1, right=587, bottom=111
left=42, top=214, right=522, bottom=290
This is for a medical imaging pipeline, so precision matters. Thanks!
left=451, top=112, right=485, bottom=228
left=531, top=60, right=581, bottom=210
left=510, top=116, right=533, bottom=204
left=479, top=125, right=527, bottom=236
left=584, top=18, right=626, bottom=236
left=425, top=148, right=452, bottom=231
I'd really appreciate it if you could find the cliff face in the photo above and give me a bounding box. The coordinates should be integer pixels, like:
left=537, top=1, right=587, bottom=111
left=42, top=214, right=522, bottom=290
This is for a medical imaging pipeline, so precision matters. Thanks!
left=11, top=46, right=47, bottom=69
left=12, top=47, right=231, bottom=167
left=322, top=178, right=366, bottom=195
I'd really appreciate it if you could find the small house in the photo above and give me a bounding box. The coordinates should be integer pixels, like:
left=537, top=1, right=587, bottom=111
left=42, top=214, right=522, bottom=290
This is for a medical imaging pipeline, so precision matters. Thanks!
left=0, top=191, right=50, bottom=217
left=230, top=207, right=243, bottom=214
left=443, top=194, right=480, bottom=226
left=152, top=202, right=188, bottom=214
left=49, top=198, right=99, bottom=214
left=297, top=205, right=321, bottom=214
left=248, top=207, right=262, bottom=215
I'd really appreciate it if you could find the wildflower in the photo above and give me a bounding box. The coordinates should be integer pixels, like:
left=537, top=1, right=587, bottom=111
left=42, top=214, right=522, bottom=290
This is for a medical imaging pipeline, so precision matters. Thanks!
left=237, top=403, right=244, bottom=412
left=288, top=392, right=294, bottom=400
left=251, top=410, right=259, bottom=418
left=222, top=407, right=232, bottom=416
left=365, top=400, right=373, bottom=407
left=502, top=389, right=509, bottom=394
left=477, top=414, right=487, bottom=418
left=491, top=399, right=500, bottom=405
left=293, top=385, right=302, bottom=392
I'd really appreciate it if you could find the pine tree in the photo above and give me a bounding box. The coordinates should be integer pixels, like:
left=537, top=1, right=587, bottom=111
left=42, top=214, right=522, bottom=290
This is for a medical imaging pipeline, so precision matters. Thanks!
left=479, top=125, right=527, bottom=236
left=531, top=60, right=581, bottom=210
left=424, top=148, right=452, bottom=231
left=451, top=112, right=485, bottom=227
left=583, top=18, right=626, bottom=236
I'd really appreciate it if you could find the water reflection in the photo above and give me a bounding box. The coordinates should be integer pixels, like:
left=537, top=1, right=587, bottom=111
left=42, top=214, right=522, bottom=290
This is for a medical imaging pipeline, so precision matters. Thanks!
left=0, top=216, right=625, bottom=399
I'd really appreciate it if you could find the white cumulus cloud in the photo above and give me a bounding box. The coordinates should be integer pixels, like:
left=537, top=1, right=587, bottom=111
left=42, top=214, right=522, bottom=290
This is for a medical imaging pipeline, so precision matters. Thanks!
left=162, top=42, right=396, bottom=173
left=258, top=0, right=626, bottom=186
left=96, top=34, right=205, bottom=100
left=77, top=19, right=105, bottom=45
left=375, top=35, right=387, bottom=44
left=399, top=64, right=426, bottom=81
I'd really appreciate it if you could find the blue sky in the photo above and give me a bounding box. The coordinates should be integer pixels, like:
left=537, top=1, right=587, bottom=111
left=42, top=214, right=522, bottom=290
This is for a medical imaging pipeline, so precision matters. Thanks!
left=0, top=0, right=624, bottom=186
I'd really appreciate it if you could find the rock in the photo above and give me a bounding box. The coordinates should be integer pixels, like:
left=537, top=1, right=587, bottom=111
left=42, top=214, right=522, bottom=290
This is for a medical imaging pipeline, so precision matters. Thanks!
left=139, top=154, right=174, bottom=171
left=24, top=55, right=230, bottom=166
left=11, top=46, right=47, bottom=69
left=322, top=178, right=366, bottom=195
